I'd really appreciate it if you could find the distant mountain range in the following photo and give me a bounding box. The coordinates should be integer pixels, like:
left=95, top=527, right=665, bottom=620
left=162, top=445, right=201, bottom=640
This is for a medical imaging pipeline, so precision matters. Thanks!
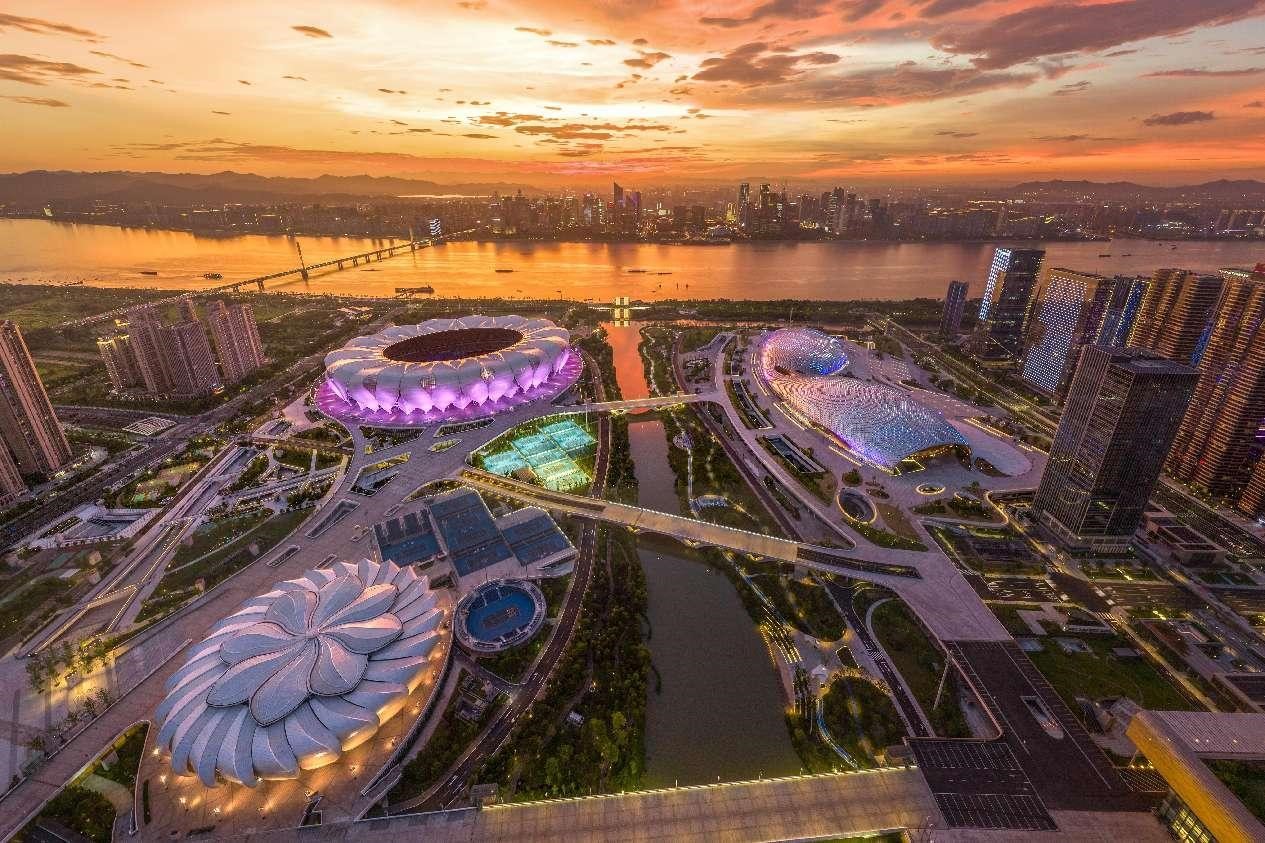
left=1008, top=179, right=1265, bottom=201
left=0, top=170, right=543, bottom=205
left=1, top=170, right=1263, bottom=206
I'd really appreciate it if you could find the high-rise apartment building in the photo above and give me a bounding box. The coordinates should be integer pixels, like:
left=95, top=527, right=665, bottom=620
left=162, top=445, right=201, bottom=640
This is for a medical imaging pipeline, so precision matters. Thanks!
left=1168, top=266, right=1265, bottom=506
left=976, top=247, right=1045, bottom=357
left=1022, top=270, right=1146, bottom=399
left=0, top=320, right=73, bottom=480
left=205, top=300, right=266, bottom=384
left=97, top=333, right=141, bottom=391
left=126, top=305, right=174, bottom=394
left=0, top=443, right=23, bottom=507
left=105, top=303, right=221, bottom=397
left=165, top=317, right=219, bottom=396
left=1033, top=345, right=1198, bottom=551
left=940, top=280, right=969, bottom=335
left=1128, top=268, right=1224, bottom=366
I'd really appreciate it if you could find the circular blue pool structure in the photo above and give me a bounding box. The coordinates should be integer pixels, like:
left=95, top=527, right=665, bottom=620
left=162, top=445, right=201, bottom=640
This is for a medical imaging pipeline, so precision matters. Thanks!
left=455, top=579, right=547, bottom=653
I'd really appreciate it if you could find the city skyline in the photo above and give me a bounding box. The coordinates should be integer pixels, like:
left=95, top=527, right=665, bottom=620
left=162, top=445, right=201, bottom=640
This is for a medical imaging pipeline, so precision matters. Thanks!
left=7, top=4, right=1265, bottom=841
left=1, top=2, right=1265, bottom=185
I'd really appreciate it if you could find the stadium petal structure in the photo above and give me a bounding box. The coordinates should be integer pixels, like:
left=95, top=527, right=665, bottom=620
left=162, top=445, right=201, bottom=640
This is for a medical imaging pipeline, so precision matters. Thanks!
left=318, top=315, right=581, bottom=426
left=154, top=559, right=447, bottom=787
left=759, top=327, right=969, bottom=471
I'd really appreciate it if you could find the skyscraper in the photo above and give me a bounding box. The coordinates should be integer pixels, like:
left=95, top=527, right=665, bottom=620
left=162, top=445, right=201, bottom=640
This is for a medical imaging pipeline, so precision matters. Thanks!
left=940, top=280, right=969, bottom=335
left=1128, top=268, right=1224, bottom=366
left=97, top=332, right=141, bottom=391
left=1096, top=274, right=1149, bottom=349
left=164, top=317, right=219, bottom=396
left=0, top=320, right=72, bottom=480
left=115, top=303, right=220, bottom=397
left=0, top=441, right=23, bottom=507
left=205, top=300, right=267, bottom=385
left=976, top=247, right=1045, bottom=357
left=1032, top=345, right=1198, bottom=552
left=126, top=304, right=175, bottom=394
left=737, top=182, right=750, bottom=232
left=1021, top=270, right=1146, bottom=399
left=1168, top=265, right=1265, bottom=506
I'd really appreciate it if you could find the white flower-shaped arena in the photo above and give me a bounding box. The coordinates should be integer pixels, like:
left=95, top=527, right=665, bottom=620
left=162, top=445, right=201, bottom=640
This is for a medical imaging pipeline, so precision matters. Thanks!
left=316, top=315, right=582, bottom=427
left=760, top=327, right=970, bottom=472
left=154, top=559, right=448, bottom=787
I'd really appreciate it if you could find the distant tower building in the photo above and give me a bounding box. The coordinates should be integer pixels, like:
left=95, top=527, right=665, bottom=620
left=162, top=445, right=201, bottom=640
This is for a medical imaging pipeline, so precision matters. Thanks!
left=0, top=320, right=73, bottom=480
left=1032, top=345, right=1198, bottom=552
left=1167, top=266, right=1265, bottom=510
left=205, top=300, right=266, bottom=385
left=976, top=247, right=1045, bottom=357
left=737, top=182, right=751, bottom=232
left=1021, top=270, right=1145, bottom=399
left=97, top=333, right=141, bottom=391
left=940, top=280, right=969, bottom=335
left=1128, top=268, right=1224, bottom=366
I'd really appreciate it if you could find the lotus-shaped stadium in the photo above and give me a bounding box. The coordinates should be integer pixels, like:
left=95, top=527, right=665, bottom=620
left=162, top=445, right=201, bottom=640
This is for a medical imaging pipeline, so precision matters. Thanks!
left=316, top=315, right=582, bottom=426
left=759, top=327, right=969, bottom=471
left=154, top=559, right=448, bottom=787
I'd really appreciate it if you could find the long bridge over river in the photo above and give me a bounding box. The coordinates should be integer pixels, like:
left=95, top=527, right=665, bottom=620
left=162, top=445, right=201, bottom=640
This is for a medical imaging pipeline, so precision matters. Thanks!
left=62, top=229, right=474, bottom=329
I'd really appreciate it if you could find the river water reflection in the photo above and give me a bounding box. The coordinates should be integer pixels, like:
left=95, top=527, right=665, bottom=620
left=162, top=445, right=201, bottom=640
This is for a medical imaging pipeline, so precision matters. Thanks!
left=604, top=321, right=800, bottom=787
left=6, top=218, right=1265, bottom=302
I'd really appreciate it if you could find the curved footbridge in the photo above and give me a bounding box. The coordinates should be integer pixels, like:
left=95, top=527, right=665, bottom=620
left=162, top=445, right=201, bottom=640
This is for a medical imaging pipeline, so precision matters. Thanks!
left=458, top=468, right=1007, bottom=641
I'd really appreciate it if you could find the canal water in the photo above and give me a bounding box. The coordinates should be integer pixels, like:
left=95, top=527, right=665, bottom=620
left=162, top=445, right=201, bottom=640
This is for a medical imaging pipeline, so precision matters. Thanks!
left=604, top=321, right=800, bottom=787
left=6, top=217, right=1265, bottom=302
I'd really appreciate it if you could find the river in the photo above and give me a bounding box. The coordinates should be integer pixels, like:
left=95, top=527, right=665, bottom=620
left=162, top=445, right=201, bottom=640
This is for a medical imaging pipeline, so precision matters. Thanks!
left=604, top=321, right=800, bottom=787
left=4, top=218, right=1263, bottom=302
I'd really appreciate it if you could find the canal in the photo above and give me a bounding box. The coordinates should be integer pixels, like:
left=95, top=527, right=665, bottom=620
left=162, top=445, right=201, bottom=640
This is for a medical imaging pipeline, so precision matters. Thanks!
left=603, top=321, right=800, bottom=787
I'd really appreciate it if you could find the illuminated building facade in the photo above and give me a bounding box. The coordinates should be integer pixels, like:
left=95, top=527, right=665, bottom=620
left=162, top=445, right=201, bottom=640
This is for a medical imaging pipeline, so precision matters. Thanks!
left=1128, top=268, right=1224, bottom=366
left=759, top=328, right=969, bottom=471
left=1166, top=266, right=1265, bottom=514
left=319, top=315, right=580, bottom=426
left=939, top=280, right=969, bottom=335
left=976, top=247, right=1045, bottom=357
left=1033, top=346, right=1198, bottom=551
left=155, top=558, right=448, bottom=786
left=1022, top=270, right=1147, bottom=399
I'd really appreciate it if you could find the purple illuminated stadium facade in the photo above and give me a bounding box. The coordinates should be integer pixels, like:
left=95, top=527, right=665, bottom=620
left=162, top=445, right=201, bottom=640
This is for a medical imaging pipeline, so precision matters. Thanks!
left=318, top=315, right=581, bottom=427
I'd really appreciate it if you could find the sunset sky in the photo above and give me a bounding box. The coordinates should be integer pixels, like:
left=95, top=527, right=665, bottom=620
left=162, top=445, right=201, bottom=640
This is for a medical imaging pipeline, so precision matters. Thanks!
left=2, top=0, right=1265, bottom=187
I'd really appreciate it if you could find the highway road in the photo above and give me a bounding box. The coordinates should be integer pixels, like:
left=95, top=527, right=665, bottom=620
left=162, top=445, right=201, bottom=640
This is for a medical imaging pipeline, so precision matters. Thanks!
left=824, top=579, right=931, bottom=739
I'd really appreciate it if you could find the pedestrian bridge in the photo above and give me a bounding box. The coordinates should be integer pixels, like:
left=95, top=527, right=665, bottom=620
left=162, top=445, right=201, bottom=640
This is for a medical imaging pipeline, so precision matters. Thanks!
left=562, top=392, right=716, bottom=415
left=457, top=468, right=920, bottom=582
